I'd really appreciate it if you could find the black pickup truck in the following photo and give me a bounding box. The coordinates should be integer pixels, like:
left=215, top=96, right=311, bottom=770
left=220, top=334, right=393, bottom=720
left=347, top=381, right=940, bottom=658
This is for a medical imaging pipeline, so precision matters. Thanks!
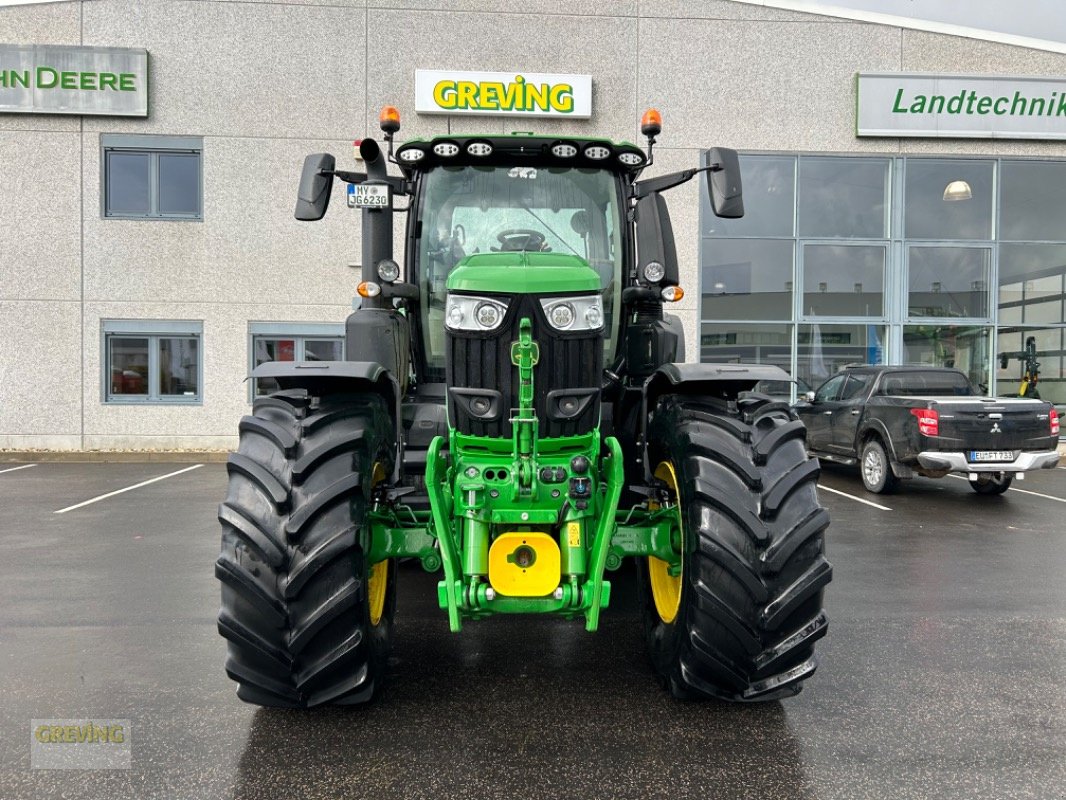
left=794, top=365, right=1060, bottom=494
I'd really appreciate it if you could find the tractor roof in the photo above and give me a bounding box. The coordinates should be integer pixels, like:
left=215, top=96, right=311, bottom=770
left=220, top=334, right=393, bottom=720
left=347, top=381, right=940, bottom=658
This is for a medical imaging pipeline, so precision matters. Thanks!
left=394, top=133, right=647, bottom=178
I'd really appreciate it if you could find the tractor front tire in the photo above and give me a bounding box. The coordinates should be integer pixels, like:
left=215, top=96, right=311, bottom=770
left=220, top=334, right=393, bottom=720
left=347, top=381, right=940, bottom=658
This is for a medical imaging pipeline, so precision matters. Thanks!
left=642, top=393, right=832, bottom=701
left=216, top=389, right=396, bottom=707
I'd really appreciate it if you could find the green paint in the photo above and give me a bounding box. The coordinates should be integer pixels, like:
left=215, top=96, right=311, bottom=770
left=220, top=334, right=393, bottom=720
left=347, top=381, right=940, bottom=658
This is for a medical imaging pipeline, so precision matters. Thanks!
left=447, top=253, right=599, bottom=295
left=890, top=86, right=1066, bottom=118
left=25, top=66, right=134, bottom=92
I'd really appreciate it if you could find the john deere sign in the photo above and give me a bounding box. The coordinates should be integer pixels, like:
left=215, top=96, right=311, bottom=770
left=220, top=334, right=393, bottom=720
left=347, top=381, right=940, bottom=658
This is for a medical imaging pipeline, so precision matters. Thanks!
left=0, top=44, right=148, bottom=117
left=415, top=70, right=592, bottom=118
left=857, top=73, right=1066, bottom=140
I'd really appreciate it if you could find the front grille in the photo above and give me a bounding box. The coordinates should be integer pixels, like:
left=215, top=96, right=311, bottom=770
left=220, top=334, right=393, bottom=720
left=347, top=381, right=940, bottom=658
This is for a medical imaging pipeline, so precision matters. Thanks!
left=446, top=295, right=602, bottom=438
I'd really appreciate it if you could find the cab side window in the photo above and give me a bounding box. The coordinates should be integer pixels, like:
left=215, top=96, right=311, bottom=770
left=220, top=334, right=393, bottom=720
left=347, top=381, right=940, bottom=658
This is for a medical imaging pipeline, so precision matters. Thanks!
left=840, top=373, right=872, bottom=401
left=814, top=374, right=846, bottom=402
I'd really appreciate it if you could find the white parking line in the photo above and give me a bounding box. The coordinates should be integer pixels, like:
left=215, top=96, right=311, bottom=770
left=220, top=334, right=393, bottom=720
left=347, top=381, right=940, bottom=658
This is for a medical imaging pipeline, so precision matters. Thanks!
left=946, top=473, right=1066, bottom=503
left=817, top=484, right=893, bottom=511
left=0, top=464, right=36, bottom=475
left=54, top=464, right=204, bottom=514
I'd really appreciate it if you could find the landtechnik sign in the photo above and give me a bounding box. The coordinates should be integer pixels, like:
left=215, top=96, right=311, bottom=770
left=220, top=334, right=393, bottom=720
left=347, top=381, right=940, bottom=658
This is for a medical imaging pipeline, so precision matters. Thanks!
left=0, top=44, right=148, bottom=116
left=415, top=70, right=592, bottom=118
left=857, top=72, right=1066, bottom=139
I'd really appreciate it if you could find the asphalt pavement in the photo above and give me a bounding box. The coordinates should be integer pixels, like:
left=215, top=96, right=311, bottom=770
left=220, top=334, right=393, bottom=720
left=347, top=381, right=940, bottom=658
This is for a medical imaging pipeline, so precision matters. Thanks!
left=0, top=459, right=1063, bottom=799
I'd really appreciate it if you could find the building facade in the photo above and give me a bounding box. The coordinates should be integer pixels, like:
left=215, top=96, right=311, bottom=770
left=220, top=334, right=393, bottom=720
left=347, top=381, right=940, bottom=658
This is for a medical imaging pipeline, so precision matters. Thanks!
left=2, top=0, right=1064, bottom=451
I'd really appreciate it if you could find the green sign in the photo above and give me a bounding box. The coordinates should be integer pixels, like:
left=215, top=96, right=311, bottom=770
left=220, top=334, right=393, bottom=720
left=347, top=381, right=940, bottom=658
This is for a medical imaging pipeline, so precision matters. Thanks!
left=0, top=44, right=148, bottom=116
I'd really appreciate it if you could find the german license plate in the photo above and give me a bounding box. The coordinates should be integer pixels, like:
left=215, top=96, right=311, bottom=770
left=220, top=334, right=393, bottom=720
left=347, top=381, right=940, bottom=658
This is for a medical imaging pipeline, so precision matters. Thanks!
left=968, top=450, right=1014, bottom=462
left=347, top=183, right=390, bottom=208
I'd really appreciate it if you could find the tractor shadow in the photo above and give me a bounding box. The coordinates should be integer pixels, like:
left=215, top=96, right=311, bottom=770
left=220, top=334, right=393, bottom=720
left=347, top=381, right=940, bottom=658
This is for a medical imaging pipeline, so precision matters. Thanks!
left=231, top=562, right=818, bottom=799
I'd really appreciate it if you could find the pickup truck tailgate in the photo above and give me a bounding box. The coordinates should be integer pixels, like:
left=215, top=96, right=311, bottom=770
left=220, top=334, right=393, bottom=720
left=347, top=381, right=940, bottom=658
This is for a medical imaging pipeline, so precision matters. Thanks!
left=932, top=397, right=1054, bottom=451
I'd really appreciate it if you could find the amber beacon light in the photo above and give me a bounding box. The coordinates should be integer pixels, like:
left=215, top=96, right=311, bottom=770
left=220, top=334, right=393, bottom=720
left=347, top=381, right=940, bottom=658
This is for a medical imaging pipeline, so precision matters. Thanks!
left=379, top=105, right=401, bottom=134
left=641, top=108, right=662, bottom=137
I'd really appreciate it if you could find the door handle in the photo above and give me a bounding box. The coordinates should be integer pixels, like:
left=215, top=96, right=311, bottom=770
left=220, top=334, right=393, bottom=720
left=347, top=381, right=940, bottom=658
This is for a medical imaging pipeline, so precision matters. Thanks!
left=851, top=409, right=860, bottom=415
left=823, top=411, right=833, bottom=415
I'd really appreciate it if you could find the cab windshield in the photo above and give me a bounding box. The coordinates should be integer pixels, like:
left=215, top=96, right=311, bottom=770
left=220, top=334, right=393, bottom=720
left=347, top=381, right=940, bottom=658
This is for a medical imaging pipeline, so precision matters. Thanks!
left=416, top=165, right=624, bottom=375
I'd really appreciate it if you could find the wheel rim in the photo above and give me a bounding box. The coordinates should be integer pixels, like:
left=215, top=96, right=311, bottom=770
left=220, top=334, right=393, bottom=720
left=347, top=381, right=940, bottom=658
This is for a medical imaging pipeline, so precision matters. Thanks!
left=648, top=461, right=683, bottom=625
left=862, top=446, right=883, bottom=488
left=368, top=462, right=388, bottom=627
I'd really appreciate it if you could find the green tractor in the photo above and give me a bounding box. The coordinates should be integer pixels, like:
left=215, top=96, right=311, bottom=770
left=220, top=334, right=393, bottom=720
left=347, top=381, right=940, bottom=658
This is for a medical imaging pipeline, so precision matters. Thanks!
left=216, top=107, right=831, bottom=707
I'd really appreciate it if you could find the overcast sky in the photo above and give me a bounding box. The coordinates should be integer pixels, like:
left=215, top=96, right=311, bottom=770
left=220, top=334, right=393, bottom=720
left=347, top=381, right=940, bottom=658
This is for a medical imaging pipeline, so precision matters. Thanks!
left=761, top=1, right=1066, bottom=45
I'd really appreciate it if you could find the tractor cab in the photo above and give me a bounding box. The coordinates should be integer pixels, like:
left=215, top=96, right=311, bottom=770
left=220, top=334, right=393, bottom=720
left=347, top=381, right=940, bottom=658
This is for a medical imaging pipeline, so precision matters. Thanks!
left=395, top=134, right=645, bottom=380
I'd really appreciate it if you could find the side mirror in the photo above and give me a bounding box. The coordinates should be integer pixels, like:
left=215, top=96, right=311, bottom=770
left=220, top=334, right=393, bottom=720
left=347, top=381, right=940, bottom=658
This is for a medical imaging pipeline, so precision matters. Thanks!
left=295, top=153, right=336, bottom=221
left=804, top=390, right=816, bottom=403
left=706, top=147, right=744, bottom=219
left=635, top=193, right=679, bottom=286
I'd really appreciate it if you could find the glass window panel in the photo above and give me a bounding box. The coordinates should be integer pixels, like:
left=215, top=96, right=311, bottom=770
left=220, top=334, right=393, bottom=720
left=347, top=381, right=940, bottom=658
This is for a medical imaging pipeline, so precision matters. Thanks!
left=902, top=324, right=990, bottom=391
left=999, top=304, right=1023, bottom=325
left=999, top=160, right=1066, bottom=241
left=840, top=372, right=874, bottom=400
left=701, top=239, right=793, bottom=320
left=798, top=157, right=889, bottom=238
left=1023, top=299, right=1064, bottom=325
left=797, top=323, right=885, bottom=387
left=908, top=247, right=990, bottom=319
left=158, top=337, right=199, bottom=397
left=705, top=155, right=795, bottom=238
left=253, top=337, right=295, bottom=396
left=999, top=281, right=1025, bottom=308
left=108, top=337, right=149, bottom=396
left=996, top=328, right=1064, bottom=403
left=157, top=153, right=200, bottom=216
left=999, top=244, right=1066, bottom=298
left=814, top=374, right=847, bottom=402
left=700, top=322, right=793, bottom=375
left=304, top=339, right=342, bottom=361
left=105, top=152, right=150, bottom=216
left=1030, top=274, right=1065, bottom=296
left=904, top=159, right=993, bottom=240
left=802, top=244, right=885, bottom=316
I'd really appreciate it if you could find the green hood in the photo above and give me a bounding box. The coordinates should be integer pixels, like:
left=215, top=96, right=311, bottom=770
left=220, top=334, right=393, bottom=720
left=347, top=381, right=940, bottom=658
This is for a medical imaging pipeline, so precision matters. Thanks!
left=446, top=252, right=600, bottom=295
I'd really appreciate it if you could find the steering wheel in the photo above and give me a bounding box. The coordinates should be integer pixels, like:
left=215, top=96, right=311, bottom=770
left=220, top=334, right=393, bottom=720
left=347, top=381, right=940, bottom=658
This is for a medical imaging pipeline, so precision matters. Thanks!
left=494, top=228, right=547, bottom=252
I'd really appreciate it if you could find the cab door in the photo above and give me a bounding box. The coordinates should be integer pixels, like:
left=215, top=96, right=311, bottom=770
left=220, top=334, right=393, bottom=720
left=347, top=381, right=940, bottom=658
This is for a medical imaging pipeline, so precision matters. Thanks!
left=797, top=374, right=846, bottom=452
left=831, top=372, right=874, bottom=454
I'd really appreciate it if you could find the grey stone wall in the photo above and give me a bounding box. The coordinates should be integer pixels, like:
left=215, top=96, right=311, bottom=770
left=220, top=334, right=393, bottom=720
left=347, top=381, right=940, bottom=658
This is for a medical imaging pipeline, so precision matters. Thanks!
left=3, top=0, right=1066, bottom=449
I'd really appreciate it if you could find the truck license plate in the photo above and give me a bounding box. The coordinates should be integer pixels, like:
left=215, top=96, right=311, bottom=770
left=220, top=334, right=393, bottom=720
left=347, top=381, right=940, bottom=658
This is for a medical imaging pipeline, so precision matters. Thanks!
left=968, top=450, right=1014, bottom=462
left=348, top=183, right=390, bottom=208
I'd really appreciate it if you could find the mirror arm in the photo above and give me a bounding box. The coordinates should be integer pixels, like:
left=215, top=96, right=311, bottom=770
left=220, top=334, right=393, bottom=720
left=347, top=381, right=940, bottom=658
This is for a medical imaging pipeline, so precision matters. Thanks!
left=632, top=166, right=714, bottom=200
left=332, top=169, right=367, bottom=184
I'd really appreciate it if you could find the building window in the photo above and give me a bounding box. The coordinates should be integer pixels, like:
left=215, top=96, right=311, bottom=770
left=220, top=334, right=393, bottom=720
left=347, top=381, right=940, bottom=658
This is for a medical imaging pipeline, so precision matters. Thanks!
left=907, top=246, right=991, bottom=319
left=249, top=323, right=345, bottom=399
left=101, top=134, right=202, bottom=220
left=102, top=320, right=203, bottom=403
left=798, top=324, right=886, bottom=388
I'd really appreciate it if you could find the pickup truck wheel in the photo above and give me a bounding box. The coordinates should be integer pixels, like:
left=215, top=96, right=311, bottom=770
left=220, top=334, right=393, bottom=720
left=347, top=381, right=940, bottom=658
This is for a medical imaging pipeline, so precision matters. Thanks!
left=970, top=472, right=1012, bottom=495
left=860, top=438, right=898, bottom=494
left=642, top=393, right=832, bottom=701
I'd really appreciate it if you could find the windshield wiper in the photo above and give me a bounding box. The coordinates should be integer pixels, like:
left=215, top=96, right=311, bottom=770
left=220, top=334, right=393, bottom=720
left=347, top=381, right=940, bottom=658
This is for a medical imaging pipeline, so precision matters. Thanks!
left=520, top=205, right=581, bottom=257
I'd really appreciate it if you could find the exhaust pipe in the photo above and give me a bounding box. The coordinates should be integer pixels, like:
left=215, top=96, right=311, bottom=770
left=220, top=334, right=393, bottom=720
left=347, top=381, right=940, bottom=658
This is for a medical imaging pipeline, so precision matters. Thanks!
left=358, top=137, right=393, bottom=309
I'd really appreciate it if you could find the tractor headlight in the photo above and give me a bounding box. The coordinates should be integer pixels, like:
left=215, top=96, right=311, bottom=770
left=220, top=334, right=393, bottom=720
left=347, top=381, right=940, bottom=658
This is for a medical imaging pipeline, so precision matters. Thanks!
left=549, top=302, right=575, bottom=329
left=475, top=301, right=502, bottom=328
left=377, top=258, right=400, bottom=283
left=643, top=260, right=665, bottom=283
left=445, top=295, right=508, bottom=332
left=540, top=295, right=604, bottom=332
